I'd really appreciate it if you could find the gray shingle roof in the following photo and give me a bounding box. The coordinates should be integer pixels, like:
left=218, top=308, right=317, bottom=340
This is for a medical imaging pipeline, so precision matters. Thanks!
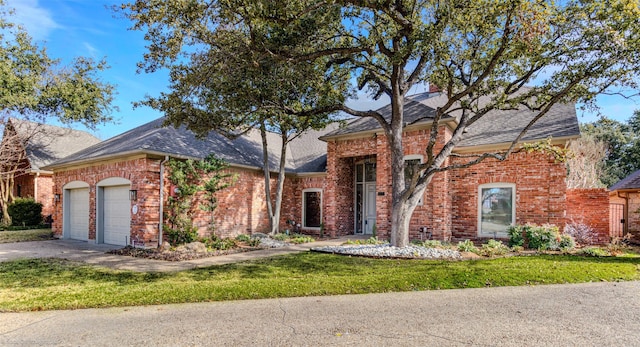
left=9, top=118, right=101, bottom=172
left=609, top=169, right=640, bottom=191
left=322, top=91, right=580, bottom=146
left=45, top=117, right=339, bottom=174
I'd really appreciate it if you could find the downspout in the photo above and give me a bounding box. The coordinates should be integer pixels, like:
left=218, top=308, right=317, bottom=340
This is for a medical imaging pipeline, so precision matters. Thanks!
left=33, top=172, right=39, bottom=203
left=617, top=191, right=629, bottom=236
left=158, top=156, right=170, bottom=247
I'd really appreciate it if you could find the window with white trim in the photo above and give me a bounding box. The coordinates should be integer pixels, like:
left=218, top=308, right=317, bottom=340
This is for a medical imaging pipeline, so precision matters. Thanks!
left=404, top=155, right=423, bottom=205
left=478, top=183, right=515, bottom=236
left=302, top=189, right=322, bottom=229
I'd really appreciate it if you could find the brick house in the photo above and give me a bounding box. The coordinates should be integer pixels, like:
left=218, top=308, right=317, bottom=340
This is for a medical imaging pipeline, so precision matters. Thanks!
left=45, top=91, right=584, bottom=247
left=1, top=118, right=100, bottom=218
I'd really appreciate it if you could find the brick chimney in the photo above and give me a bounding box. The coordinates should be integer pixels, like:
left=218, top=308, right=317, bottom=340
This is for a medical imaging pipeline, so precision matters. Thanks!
left=429, top=84, right=440, bottom=93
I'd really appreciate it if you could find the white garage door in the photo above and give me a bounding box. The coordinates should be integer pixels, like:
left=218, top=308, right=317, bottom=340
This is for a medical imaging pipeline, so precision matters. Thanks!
left=68, top=188, right=89, bottom=241
left=103, top=185, right=131, bottom=246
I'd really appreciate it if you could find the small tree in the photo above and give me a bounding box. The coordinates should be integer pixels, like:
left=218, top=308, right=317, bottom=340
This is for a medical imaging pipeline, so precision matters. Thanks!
left=164, top=155, right=234, bottom=245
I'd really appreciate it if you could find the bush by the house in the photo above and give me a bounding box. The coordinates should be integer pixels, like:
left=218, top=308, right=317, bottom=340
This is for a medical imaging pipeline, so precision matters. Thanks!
left=457, top=239, right=478, bottom=253
left=204, top=235, right=237, bottom=250
left=564, top=220, right=596, bottom=245
left=7, top=198, right=42, bottom=227
left=509, top=223, right=576, bottom=251
left=479, top=239, right=510, bottom=256
left=235, top=234, right=250, bottom=242
left=507, top=225, right=526, bottom=247
left=164, top=224, right=198, bottom=246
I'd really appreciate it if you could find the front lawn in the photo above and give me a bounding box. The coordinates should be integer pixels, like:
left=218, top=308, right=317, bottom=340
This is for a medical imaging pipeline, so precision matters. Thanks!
left=0, top=229, right=54, bottom=243
left=1, top=252, right=639, bottom=312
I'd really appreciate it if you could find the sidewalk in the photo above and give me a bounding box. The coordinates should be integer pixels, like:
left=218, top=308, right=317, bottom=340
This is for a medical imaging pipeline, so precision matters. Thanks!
left=0, top=236, right=356, bottom=272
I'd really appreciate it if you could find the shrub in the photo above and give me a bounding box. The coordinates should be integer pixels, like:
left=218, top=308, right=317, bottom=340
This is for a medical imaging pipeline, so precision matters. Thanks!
left=235, top=234, right=250, bottom=242
left=507, top=225, right=525, bottom=247
left=164, top=225, right=198, bottom=246
left=511, top=245, right=524, bottom=253
left=288, top=235, right=315, bottom=244
left=7, top=198, right=43, bottom=226
left=205, top=236, right=237, bottom=250
left=457, top=239, right=478, bottom=253
left=273, top=233, right=289, bottom=241
left=247, top=238, right=261, bottom=247
left=580, top=247, right=610, bottom=257
left=559, top=234, right=576, bottom=250
left=564, top=221, right=596, bottom=245
left=525, top=224, right=560, bottom=250
left=480, top=239, right=510, bottom=256
left=421, top=240, right=443, bottom=248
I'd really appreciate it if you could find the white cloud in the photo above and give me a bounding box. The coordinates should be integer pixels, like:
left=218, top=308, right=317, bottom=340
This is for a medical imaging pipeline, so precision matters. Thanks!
left=83, top=41, right=99, bottom=58
left=4, top=0, right=60, bottom=41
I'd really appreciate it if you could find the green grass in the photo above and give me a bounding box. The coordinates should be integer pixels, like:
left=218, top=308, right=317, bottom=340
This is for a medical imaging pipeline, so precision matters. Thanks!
left=1, top=252, right=639, bottom=312
left=0, top=229, right=54, bottom=243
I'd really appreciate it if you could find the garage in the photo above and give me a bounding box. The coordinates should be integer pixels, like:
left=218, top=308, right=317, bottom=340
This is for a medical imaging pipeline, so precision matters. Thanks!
left=67, top=188, right=89, bottom=241
left=101, top=185, right=131, bottom=246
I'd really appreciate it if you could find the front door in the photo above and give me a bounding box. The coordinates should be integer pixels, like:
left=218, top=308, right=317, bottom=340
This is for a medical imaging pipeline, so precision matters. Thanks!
left=355, top=161, right=376, bottom=234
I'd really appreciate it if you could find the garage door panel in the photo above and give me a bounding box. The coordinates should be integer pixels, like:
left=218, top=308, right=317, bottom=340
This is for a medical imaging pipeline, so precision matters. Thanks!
left=68, top=188, right=89, bottom=241
left=103, top=185, right=131, bottom=246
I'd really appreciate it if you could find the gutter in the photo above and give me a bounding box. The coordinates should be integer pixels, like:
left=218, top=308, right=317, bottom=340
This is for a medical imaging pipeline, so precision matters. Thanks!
left=158, top=155, right=170, bottom=247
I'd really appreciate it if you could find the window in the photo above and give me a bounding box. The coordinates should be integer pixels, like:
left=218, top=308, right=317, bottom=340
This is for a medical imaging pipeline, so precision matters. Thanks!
left=404, top=155, right=423, bottom=205
left=302, top=189, right=322, bottom=229
left=478, top=183, right=515, bottom=236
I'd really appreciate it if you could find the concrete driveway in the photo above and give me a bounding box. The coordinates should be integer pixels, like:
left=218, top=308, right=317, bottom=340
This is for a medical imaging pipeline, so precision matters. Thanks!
left=0, top=281, right=638, bottom=346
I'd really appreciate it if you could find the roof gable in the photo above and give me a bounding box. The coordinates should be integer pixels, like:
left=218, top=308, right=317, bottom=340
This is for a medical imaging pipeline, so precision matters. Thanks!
left=609, top=169, right=640, bottom=191
left=322, top=91, right=580, bottom=146
left=8, top=118, right=101, bottom=171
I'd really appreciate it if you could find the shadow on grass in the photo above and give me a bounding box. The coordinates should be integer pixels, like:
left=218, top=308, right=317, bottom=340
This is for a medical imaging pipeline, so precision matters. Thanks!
left=0, top=258, right=171, bottom=289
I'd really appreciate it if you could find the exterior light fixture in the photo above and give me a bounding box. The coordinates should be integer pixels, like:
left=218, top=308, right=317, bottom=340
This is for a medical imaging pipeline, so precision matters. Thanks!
left=54, top=194, right=60, bottom=203
left=129, top=190, right=138, bottom=201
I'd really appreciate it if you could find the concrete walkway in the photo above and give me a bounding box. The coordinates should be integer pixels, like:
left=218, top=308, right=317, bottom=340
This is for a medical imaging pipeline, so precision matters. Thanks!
left=0, top=237, right=353, bottom=272
left=1, top=281, right=639, bottom=346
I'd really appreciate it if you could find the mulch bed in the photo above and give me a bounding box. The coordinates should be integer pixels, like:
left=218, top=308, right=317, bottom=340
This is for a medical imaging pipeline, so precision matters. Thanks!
left=107, top=245, right=259, bottom=261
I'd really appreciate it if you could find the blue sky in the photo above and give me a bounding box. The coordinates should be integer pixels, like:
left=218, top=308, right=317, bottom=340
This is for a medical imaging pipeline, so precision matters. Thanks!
left=5, top=0, right=640, bottom=140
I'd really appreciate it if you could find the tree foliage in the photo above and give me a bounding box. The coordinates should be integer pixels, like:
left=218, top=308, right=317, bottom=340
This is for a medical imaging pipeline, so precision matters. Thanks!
left=0, top=1, right=115, bottom=225
left=581, top=110, right=640, bottom=187
left=119, top=1, right=350, bottom=234
left=121, top=0, right=640, bottom=246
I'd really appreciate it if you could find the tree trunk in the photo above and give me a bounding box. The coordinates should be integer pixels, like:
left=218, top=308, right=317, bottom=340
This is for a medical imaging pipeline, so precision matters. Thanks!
left=259, top=123, right=289, bottom=235
left=0, top=175, right=12, bottom=226
left=259, top=123, right=275, bottom=234
left=270, top=132, right=288, bottom=235
left=388, top=72, right=409, bottom=247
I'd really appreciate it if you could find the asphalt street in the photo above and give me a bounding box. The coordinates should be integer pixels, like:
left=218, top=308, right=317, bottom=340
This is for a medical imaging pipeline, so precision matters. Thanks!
left=1, top=281, right=638, bottom=346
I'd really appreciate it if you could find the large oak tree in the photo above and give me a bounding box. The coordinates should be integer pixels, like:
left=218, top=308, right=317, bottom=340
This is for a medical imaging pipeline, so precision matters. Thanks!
left=121, top=0, right=640, bottom=246
left=0, top=2, right=115, bottom=224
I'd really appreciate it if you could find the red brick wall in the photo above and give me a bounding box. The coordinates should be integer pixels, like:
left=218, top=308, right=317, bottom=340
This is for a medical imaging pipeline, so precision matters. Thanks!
left=53, top=158, right=304, bottom=245
left=187, top=167, right=275, bottom=239
left=52, top=157, right=162, bottom=245
left=36, top=175, right=54, bottom=217
left=566, top=188, right=610, bottom=244
left=450, top=151, right=567, bottom=241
